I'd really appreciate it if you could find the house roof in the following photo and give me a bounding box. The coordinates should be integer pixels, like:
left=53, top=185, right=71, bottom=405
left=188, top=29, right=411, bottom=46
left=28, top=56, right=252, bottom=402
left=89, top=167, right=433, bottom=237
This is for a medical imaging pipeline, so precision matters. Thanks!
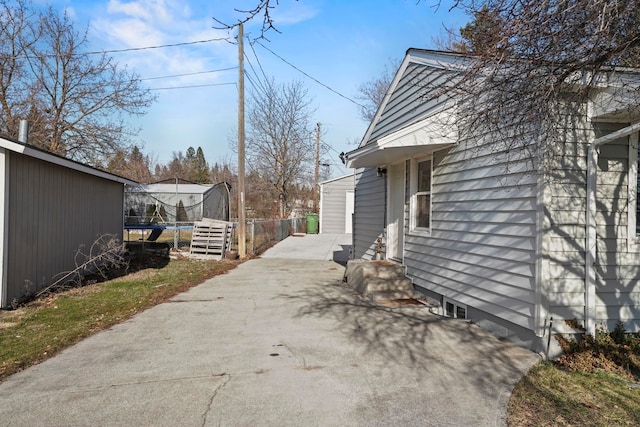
left=346, top=48, right=640, bottom=169
left=345, top=49, right=461, bottom=168
left=0, top=136, right=137, bottom=186
left=358, top=49, right=467, bottom=150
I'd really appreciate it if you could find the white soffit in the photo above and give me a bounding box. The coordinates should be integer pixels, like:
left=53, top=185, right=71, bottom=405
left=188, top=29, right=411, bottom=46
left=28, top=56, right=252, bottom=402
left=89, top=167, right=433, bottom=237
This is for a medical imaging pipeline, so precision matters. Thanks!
left=590, top=86, right=640, bottom=121
left=347, top=110, right=457, bottom=168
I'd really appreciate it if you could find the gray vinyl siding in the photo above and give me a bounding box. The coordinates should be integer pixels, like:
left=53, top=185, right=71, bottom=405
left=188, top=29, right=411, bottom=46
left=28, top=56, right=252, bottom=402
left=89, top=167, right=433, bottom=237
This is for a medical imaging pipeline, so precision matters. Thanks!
left=545, top=120, right=640, bottom=333
left=319, top=174, right=353, bottom=234
left=593, top=123, right=640, bottom=332
left=368, top=63, right=457, bottom=144
left=354, top=59, right=459, bottom=260
left=4, top=153, right=123, bottom=305
left=543, top=117, right=591, bottom=332
left=350, top=49, right=640, bottom=349
left=353, top=168, right=385, bottom=260
left=356, top=56, right=539, bottom=331
left=405, top=138, right=539, bottom=331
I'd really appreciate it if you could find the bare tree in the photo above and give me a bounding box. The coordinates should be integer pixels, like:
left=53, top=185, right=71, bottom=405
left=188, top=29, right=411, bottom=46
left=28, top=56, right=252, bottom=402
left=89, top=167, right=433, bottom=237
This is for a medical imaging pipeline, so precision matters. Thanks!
left=106, top=145, right=153, bottom=183
left=434, top=0, right=640, bottom=171
left=0, top=0, right=39, bottom=139
left=0, top=1, right=155, bottom=166
left=221, top=0, right=640, bottom=167
left=212, top=0, right=282, bottom=38
left=356, top=59, right=400, bottom=122
left=244, top=78, right=315, bottom=218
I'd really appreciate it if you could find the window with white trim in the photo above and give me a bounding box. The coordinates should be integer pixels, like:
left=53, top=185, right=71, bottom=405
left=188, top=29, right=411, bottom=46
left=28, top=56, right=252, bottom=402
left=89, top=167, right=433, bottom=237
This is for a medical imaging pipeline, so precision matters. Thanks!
left=411, top=157, right=432, bottom=232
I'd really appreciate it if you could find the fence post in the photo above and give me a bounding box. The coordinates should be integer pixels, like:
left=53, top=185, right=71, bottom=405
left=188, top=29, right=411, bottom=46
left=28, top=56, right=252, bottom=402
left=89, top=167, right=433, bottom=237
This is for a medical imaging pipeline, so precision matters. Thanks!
left=250, top=220, right=255, bottom=255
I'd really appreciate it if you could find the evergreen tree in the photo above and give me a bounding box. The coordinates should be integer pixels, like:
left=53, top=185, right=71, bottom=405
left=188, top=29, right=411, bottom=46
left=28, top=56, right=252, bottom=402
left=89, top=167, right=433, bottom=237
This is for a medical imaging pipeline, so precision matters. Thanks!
left=192, top=147, right=210, bottom=183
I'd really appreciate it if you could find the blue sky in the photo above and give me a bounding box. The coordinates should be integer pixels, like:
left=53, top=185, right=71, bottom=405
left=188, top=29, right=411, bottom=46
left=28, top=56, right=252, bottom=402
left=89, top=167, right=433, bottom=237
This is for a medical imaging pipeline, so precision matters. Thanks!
left=48, top=0, right=468, bottom=177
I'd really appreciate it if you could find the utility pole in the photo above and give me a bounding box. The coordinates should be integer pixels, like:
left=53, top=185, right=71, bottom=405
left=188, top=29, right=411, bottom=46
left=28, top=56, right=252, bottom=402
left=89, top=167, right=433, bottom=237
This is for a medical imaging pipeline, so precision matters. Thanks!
left=314, top=122, right=321, bottom=213
left=237, top=23, right=246, bottom=258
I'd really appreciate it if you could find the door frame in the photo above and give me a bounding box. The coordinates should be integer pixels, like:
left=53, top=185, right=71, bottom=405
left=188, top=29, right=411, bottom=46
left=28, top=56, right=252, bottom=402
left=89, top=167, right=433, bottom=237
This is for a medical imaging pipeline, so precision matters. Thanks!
left=386, top=162, right=405, bottom=261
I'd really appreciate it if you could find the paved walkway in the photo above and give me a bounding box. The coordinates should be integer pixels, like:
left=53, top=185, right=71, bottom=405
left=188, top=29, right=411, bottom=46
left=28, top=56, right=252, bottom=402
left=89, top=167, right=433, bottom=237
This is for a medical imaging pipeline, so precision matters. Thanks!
left=0, top=234, right=539, bottom=426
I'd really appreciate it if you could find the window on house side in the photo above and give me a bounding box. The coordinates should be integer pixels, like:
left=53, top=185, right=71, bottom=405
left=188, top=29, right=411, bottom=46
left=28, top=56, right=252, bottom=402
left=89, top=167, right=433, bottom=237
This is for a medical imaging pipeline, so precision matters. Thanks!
left=444, top=298, right=467, bottom=319
left=413, top=158, right=432, bottom=230
left=445, top=301, right=454, bottom=317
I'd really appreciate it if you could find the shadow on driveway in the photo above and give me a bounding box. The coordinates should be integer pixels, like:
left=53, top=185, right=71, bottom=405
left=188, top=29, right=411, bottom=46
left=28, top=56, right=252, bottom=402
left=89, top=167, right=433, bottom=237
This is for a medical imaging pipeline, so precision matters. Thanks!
left=280, top=278, right=539, bottom=405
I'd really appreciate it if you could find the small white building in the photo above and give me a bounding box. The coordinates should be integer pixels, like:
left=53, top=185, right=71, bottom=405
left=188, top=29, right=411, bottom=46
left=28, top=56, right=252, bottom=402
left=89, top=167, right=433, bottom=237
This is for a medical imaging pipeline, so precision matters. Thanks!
left=0, top=137, right=133, bottom=307
left=319, top=174, right=354, bottom=234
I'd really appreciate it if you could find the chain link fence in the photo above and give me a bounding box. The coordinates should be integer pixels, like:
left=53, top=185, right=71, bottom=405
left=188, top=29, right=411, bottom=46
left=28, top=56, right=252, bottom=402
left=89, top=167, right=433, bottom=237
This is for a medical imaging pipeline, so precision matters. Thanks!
left=124, top=217, right=307, bottom=257
left=247, top=218, right=306, bottom=255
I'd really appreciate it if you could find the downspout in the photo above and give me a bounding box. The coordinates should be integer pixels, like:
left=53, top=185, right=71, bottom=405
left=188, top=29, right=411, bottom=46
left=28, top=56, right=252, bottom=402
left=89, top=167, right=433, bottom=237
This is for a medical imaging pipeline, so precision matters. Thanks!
left=586, top=121, right=640, bottom=335
left=0, top=149, right=8, bottom=308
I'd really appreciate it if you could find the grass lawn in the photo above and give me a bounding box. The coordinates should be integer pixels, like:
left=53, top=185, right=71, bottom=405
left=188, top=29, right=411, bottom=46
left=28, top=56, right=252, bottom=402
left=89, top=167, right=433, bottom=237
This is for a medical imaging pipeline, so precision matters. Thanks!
left=508, top=325, right=640, bottom=427
left=508, top=362, right=640, bottom=426
left=0, top=256, right=239, bottom=381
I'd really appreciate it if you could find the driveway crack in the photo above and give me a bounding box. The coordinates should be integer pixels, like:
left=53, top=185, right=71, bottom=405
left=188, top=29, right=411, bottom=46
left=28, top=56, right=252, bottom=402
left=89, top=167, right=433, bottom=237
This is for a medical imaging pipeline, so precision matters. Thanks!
left=201, top=373, right=231, bottom=427
left=281, top=341, right=306, bottom=368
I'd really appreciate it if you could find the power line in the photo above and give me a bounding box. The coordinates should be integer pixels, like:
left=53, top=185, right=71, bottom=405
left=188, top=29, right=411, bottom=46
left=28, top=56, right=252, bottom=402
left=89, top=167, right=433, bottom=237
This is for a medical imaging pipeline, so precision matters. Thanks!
left=243, top=70, right=265, bottom=95
left=248, top=41, right=270, bottom=85
left=255, top=41, right=366, bottom=108
left=13, top=37, right=233, bottom=60
left=80, top=37, right=232, bottom=56
left=243, top=53, right=269, bottom=96
left=141, top=67, right=238, bottom=81
left=149, top=82, right=236, bottom=91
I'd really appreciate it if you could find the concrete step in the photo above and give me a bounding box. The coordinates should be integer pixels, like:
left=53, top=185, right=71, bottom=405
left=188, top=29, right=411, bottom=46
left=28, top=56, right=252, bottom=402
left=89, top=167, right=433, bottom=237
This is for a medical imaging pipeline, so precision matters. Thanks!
left=360, top=277, right=414, bottom=294
left=345, top=260, right=406, bottom=284
left=345, top=260, right=421, bottom=304
left=368, top=290, right=421, bottom=303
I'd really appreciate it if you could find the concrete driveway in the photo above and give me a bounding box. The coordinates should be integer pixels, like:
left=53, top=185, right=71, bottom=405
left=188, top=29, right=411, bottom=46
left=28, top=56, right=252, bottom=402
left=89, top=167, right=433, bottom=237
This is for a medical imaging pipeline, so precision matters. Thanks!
left=0, top=234, right=539, bottom=426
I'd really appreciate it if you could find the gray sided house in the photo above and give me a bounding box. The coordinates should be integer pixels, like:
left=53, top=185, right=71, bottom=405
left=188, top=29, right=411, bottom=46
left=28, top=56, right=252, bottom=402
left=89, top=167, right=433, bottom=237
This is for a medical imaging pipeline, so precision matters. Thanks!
left=319, top=174, right=354, bottom=234
left=345, top=49, right=640, bottom=354
left=0, top=137, right=133, bottom=308
left=125, top=183, right=231, bottom=224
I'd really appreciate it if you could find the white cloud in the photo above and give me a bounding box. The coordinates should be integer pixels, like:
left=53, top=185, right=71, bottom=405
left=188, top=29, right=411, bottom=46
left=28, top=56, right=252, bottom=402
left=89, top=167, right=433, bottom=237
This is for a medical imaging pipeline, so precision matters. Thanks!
left=106, top=0, right=172, bottom=23
left=271, top=2, right=319, bottom=25
left=63, top=5, right=77, bottom=20
left=89, top=0, right=236, bottom=85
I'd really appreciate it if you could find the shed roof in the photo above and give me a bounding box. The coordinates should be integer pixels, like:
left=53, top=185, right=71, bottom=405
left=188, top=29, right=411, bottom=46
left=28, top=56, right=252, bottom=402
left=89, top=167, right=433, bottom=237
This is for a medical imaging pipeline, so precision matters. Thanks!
left=0, top=136, right=137, bottom=185
left=319, top=173, right=354, bottom=186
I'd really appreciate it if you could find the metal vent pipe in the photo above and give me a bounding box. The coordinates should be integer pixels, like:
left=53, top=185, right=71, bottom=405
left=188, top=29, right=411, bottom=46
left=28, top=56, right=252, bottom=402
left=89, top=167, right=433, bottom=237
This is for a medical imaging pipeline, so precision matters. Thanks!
left=18, top=120, right=29, bottom=144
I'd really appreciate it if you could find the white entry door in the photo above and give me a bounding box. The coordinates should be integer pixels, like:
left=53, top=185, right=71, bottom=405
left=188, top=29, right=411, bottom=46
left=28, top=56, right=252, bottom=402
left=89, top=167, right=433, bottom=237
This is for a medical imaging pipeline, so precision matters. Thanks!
left=386, top=163, right=405, bottom=260
left=345, top=190, right=354, bottom=233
